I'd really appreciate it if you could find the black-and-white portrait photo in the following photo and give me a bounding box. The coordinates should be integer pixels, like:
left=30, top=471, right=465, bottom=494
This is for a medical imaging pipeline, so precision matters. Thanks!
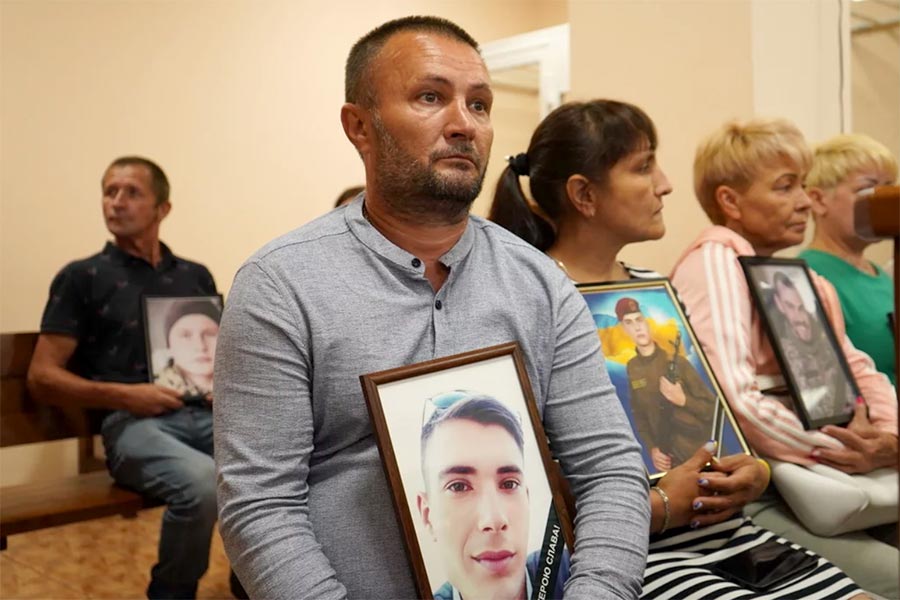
left=740, top=258, right=858, bottom=428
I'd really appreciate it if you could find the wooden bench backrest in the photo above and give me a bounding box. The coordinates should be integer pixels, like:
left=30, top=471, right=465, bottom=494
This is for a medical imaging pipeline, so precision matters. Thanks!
left=0, top=332, right=105, bottom=472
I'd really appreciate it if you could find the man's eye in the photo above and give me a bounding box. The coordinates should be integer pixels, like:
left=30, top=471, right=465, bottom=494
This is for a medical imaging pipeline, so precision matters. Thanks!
left=472, top=100, right=488, bottom=113
left=446, top=480, right=471, bottom=493
left=422, top=92, right=438, bottom=103
left=500, top=479, right=521, bottom=490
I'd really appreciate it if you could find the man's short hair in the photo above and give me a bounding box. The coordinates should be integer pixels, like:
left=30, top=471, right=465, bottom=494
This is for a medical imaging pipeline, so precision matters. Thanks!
left=806, top=133, right=898, bottom=190
left=104, top=156, right=170, bottom=206
left=615, top=297, right=642, bottom=322
left=693, top=118, right=811, bottom=225
left=345, top=16, right=479, bottom=107
left=420, top=393, right=524, bottom=481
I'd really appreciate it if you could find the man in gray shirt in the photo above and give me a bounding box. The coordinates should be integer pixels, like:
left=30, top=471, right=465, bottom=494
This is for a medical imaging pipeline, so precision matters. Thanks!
left=214, top=15, right=649, bottom=599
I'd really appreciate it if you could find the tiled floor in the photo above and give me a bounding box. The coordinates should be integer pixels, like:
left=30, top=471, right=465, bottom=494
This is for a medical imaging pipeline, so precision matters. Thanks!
left=0, top=507, right=233, bottom=599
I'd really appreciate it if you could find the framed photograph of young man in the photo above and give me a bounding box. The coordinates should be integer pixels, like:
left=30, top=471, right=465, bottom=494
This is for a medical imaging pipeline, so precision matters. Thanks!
left=577, top=279, right=750, bottom=479
left=142, top=294, right=223, bottom=401
left=360, top=342, right=574, bottom=600
left=739, top=257, right=859, bottom=429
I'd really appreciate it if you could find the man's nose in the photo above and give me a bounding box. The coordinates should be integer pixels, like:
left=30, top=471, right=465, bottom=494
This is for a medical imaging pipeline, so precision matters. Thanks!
left=443, top=99, right=476, bottom=142
left=476, top=491, right=508, bottom=532
left=109, top=190, right=125, bottom=208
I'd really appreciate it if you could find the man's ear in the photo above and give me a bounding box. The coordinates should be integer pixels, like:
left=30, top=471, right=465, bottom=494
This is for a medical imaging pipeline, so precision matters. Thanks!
left=341, top=103, right=370, bottom=155
left=715, top=185, right=741, bottom=222
left=156, top=201, right=172, bottom=222
left=416, top=492, right=436, bottom=539
left=564, top=174, right=597, bottom=219
left=807, top=186, right=828, bottom=217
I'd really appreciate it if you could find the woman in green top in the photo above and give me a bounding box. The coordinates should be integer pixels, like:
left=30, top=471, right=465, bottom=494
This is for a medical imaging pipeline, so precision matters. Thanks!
left=801, top=133, right=897, bottom=385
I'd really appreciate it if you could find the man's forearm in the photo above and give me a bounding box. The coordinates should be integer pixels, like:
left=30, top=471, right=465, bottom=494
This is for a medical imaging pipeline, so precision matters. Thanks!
left=28, top=363, right=130, bottom=410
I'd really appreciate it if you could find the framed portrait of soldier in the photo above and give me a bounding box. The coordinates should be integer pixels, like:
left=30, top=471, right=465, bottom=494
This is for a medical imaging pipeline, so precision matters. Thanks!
left=577, top=279, right=750, bottom=479
left=142, top=295, right=223, bottom=402
left=739, top=257, right=859, bottom=429
left=360, top=342, right=574, bottom=600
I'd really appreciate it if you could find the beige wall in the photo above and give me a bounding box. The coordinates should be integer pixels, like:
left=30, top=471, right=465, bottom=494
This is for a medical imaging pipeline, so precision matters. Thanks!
left=0, top=0, right=566, bottom=334
left=0, top=0, right=565, bottom=485
left=569, top=0, right=755, bottom=274
left=852, top=4, right=900, bottom=159
left=3, top=1, right=898, bottom=485
left=569, top=0, right=897, bottom=274
left=851, top=9, right=899, bottom=268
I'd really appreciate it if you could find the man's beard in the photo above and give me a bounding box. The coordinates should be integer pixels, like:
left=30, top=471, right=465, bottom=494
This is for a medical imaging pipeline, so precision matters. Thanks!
left=370, top=113, right=487, bottom=224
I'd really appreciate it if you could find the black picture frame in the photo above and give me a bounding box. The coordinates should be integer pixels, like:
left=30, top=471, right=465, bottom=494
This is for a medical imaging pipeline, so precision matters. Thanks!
left=360, top=342, right=575, bottom=600
left=739, top=257, right=859, bottom=429
left=142, top=294, right=223, bottom=400
left=577, top=278, right=751, bottom=479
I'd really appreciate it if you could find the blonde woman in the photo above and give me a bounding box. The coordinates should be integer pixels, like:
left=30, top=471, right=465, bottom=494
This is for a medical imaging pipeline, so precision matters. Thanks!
left=800, top=134, right=897, bottom=386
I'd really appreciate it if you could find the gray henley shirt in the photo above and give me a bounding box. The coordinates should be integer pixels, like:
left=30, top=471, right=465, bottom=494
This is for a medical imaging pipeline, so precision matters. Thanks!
left=214, top=198, right=650, bottom=599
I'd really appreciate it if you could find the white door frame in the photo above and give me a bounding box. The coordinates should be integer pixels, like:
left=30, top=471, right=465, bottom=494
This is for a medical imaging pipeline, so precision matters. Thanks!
left=481, top=24, right=570, bottom=119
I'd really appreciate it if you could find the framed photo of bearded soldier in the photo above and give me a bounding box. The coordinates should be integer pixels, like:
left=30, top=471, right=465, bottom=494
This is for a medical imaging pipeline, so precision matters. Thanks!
left=360, top=342, right=574, bottom=600
left=577, top=279, right=750, bottom=479
left=739, top=257, right=859, bottom=429
left=142, top=295, right=223, bottom=402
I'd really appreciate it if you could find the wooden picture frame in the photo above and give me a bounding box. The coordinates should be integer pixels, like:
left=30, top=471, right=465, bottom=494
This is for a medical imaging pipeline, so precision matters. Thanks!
left=577, top=279, right=750, bottom=479
left=142, top=294, right=223, bottom=401
left=739, top=257, right=859, bottom=429
left=360, top=342, right=574, bottom=600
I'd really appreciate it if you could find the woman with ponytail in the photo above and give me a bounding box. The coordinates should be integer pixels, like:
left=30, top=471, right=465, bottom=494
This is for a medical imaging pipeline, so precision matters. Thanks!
left=488, top=100, right=865, bottom=599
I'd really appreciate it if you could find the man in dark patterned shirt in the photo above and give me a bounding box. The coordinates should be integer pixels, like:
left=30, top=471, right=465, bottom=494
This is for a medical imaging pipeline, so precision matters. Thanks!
left=27, top=157, right=221, bottom=600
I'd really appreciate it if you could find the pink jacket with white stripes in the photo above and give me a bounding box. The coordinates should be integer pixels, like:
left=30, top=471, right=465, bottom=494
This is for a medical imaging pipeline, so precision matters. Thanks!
left=670, top=225, right=897, bottom=465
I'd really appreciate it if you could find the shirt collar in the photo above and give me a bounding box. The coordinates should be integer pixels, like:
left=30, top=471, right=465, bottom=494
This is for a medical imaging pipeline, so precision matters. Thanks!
left=344, top=196, right=475, bottom=271
left=102, top=240, right=176, bottom=270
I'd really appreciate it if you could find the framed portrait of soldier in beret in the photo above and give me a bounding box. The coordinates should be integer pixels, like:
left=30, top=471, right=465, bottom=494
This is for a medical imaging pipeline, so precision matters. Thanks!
left=739, top=257, right=859, bottom=429
left=360, top=342, right=574, bottom=600
left=142, top=295, right=223, bottom=402
left=577, top=279, right=750, bottom=479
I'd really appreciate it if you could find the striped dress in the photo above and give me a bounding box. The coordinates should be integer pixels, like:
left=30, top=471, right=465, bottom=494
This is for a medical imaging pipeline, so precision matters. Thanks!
left=626, top=264, right=862, bottom=600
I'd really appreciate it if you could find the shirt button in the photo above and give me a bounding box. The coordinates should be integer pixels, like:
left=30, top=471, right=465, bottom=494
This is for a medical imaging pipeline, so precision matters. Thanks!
left=411, top=258, right=421, bottom=268
left=435, top=300, right=443, bottom=310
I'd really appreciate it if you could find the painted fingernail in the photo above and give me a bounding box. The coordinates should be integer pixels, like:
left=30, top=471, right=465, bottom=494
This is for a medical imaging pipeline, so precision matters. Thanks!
left=690, top=520, right=701, bottom=529
left=856, top=396, right=865, bottom=405
left=693, top=500, right=703, bottom=510
left=698, top=478, right=709, bottom=487
left=703, top=440, right=717, bottom=453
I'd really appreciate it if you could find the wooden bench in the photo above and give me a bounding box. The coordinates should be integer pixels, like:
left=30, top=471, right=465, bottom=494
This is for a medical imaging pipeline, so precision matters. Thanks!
left=0, top=331, right=158, bottom=550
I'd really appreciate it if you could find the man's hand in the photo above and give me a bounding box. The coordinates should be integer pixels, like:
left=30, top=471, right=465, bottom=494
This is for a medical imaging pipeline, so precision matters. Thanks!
left=815, top=400, right=899, bottom=473
left=654, top=441, right=715, bottom=531
left=659, top=377, right=686, bottom=406
left=651, top=447, right=673, bottom=472
left=689, top=454, right=769, bottom=528
left=122, top=384, right=184, bottom=417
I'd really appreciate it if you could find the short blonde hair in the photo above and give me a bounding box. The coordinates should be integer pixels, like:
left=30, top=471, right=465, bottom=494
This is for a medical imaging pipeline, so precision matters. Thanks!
left=806, top=133, right=898, bottom=189
left=694, top=118, right=812, bottom=225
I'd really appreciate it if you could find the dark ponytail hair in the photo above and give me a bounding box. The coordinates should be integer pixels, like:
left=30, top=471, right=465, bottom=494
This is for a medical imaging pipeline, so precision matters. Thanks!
left=488, top=100, right=658, bottom=251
